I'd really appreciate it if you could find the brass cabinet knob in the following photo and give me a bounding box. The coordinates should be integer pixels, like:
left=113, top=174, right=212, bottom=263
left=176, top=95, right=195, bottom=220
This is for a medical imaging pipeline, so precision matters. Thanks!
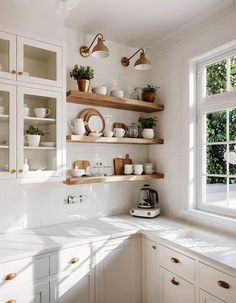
left=152, top=245, right=156, bottom=250
left=18, top=72, right=23, bottom=76
left=69, top=257, right=79, bottom=264
left=10, top=169, right=16, bottom=174
left=171, top=277, right=180, bottom=286
left=171, top=257, right=180, bottom=264
left=3, top=273, right=17, bottom=281
left=10, top=70, right=17, bottom=75
left=217, top=280, right=230, bottom=289
left=5, top=300, right=16, bottom=303
left=18, top=169, right=23, bottom=174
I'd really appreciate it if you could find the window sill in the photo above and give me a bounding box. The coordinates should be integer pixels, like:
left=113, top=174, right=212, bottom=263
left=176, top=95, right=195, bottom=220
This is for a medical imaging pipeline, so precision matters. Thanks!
left=176, top=208, right=236, bottom=236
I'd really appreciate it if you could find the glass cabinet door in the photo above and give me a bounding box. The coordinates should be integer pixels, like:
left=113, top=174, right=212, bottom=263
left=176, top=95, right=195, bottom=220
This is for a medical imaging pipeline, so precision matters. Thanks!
left=17, top=87, right=63, bottom=179
left=0, top=31, right=17, bottom=80
left=17, top=37, right=62, bottom=88
left=0, top=84, right=16, bottom=179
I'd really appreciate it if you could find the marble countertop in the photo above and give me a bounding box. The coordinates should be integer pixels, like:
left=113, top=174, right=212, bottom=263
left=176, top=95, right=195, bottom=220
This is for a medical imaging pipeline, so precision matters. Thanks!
left=0, top=215, right=235, bottom=272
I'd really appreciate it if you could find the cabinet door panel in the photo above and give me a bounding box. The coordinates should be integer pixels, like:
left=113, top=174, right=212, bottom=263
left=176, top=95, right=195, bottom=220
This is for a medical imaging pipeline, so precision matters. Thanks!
left=142, top=238, right=157, bottom=303
left=50, top=268, right=94, bottom=303
left=200, top=290, right=226, bottom=303
left=17, top=36, right=62, bottom=88
left=95, top=238, right=141, bottom=303
left=0, top=31, right=16, bottom=80
left=159, top=267, right=194, bottom=303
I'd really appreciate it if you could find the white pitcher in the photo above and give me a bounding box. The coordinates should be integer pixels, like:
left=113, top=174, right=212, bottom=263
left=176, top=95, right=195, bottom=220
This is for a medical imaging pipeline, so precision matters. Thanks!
left=68, top=118, right=86, bottom=135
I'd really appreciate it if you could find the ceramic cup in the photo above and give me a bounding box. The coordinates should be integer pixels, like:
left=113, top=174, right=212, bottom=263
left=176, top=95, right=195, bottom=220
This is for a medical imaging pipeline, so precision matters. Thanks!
left=133, top=164, right=143, bottom=175
left=0, top=105, right=4, bottom=115
left=144, top=163, right=154, bottom=170
left=113, top=128, right=125, bottom=138
left=111, top=90, right=124, bottom=98
left=124, top=164, right=133, bottom=175
left=104, top=131, right=114, bottom=137
left=34, top=108, right=50, bottom=118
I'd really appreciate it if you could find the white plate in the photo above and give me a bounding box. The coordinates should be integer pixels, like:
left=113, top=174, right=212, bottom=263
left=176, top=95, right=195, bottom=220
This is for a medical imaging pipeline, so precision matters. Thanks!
left=41, top=142, right=56, bottom=147
left=88, top=132, right=103, bottom=137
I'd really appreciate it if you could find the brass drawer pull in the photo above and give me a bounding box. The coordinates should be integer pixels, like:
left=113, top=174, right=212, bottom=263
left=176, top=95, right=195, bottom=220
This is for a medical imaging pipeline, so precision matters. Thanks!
left=18, top=72, right=23, bottom=76
left=171, top=257, right=179, bottom=263
left=70, top=257, right=79, bottom=264
left=10, top=70, right=16, bottom=75
left=171, top=277, right=179, bottom=286
left=6, top=300, right=16, bottom=303
left=217, top=280, right=230, bottom=289
left=152, top=245, right=156, bottom=250
left=10, top=169, right=16, bottom=174
left=18, top=169, right=23, bottom=174
left=4, top=273, right=17, bottom=281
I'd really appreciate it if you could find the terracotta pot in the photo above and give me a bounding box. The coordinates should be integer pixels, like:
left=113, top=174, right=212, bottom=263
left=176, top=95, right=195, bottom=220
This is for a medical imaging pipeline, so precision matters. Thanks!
left=143, top=92, right=156, bottom=103
left=77, top=79, right=90, bottom=92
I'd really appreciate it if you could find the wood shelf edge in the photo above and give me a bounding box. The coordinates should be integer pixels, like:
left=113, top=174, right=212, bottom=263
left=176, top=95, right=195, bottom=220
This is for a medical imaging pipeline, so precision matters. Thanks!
left=63, top=173, right=164, bottom=185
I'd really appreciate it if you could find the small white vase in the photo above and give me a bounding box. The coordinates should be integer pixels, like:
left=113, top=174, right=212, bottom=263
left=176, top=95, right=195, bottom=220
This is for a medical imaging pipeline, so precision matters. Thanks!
left=26, top=135, right=41, bottom=147
left=142, top=128, right=154, bottom=139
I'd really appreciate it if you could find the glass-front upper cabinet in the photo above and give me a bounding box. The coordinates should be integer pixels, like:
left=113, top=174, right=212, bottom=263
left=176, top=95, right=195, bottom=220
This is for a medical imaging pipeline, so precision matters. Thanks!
left=0, top=31, right=17, bottom=80
left=17, top=37, right=63, bottom=88
left=17, top=87, right=63, bottom=179
left=0, top=84, right=16, bottom=179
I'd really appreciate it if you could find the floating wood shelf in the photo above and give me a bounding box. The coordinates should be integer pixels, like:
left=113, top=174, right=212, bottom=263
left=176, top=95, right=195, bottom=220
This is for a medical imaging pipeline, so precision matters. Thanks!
left=64, top=173, right=164, bottom=185
left=66, top=135, right=164, bottom=145
left=67, top=91, right=164, bottom=113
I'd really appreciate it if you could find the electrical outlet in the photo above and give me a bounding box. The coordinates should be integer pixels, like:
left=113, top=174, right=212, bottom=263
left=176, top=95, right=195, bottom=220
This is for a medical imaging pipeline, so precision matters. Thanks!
left=65, top=194, right=87, bottom=204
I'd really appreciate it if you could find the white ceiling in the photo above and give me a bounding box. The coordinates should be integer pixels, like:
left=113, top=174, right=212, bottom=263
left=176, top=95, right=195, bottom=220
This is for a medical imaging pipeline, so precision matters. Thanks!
left=15, top=0, right=234, bottom=47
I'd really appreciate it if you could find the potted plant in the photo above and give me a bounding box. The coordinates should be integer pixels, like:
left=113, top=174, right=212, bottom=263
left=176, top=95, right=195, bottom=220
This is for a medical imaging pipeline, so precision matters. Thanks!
left=142, top=84, right=159, bottom=102
left=70, top=65, right=94, bottom=92
left=25, top=125, right=47, bottom=147
left=138, top=115, right=158, bottom=139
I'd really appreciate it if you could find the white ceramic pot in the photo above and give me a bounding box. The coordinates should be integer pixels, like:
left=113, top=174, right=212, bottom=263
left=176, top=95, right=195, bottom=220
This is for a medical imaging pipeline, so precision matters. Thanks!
left=68, top=118, right=86, bottom=135
left=142, top=128, right=154, bottom=139
left=25, top=135, right=41, bottom=147
left=92, top=86, right=107, bottom=95
left=111, top=90, right=124, bottom=98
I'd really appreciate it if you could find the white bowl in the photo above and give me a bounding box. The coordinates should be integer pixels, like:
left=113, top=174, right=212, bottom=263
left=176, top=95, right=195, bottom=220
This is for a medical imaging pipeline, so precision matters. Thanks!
left=89, top=132, right=103, bottom=137
left=144, top=163, right=154, bottom=170
left=41, top=142, right=56, bottom=147
left=111, top=90, right=124, bottom=98
left=144, top=169, right=155, bottom=175
left=92, top=86, right=107, bottom=95
left=69, top=169, right=85, bottom=177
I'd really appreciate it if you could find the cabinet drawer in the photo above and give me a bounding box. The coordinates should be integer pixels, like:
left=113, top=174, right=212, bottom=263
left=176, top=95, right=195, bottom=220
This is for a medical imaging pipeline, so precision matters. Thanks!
left=199, top=263, right=236, bottom=303
left=159, top=245, right=195, bottom=281
left=50, top=245, right=92, bottom=275
left=0, top=257, right=49, bottom=289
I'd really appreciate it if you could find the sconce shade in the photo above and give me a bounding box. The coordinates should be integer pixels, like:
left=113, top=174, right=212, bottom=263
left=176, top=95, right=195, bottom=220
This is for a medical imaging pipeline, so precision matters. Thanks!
left=92, top=38, right=109, bottom=58
left=134, top=52, right=151, bottom=70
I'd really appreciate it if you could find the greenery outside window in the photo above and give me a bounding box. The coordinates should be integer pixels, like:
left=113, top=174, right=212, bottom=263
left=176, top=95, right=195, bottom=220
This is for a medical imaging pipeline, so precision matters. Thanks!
left=197, top=47, right=236, bottom=217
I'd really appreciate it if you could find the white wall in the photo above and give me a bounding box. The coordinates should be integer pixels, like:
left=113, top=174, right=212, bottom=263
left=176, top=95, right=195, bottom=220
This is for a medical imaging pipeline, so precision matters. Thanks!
left=149, top=11, right=236, bottom=227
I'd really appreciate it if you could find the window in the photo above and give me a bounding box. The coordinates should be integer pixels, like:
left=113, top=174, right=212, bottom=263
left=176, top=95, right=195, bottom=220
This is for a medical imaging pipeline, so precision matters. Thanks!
left=197, top=47, right=236, bottom=217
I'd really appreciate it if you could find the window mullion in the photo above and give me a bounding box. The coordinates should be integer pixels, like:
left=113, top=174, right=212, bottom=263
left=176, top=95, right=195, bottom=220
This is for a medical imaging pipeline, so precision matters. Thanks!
left=227, top=57, right=231, bottom=92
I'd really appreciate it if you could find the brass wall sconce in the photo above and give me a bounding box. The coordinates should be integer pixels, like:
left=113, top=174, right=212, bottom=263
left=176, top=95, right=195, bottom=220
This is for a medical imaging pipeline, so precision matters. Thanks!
left=121, top=48, right=151, bottom=70
left=80, top=33, right=109, bottom=58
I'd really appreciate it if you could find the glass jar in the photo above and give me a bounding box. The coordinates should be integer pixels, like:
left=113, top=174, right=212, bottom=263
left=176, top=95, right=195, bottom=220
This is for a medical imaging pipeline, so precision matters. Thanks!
left=128, top=123, right=139, bottom=138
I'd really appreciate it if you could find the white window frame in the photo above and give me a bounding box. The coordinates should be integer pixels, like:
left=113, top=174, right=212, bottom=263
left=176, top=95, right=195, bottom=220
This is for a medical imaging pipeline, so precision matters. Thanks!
left=196, top=47, right=236, bottom=218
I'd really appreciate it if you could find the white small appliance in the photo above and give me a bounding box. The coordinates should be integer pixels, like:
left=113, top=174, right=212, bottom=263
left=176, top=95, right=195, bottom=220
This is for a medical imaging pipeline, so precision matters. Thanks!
left=130, top=184, right=160, bottom=218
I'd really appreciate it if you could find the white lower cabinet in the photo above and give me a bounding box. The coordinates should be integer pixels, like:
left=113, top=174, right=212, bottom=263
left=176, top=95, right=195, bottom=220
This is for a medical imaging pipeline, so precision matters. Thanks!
left=200, top=290, right=226, bottom=303
left=142, top=238, right=158, bottom=303
left=94, top=237, right=141, bottom=303
left=0, top=281, right=49, bottom=303
left=159, top=267, right=195, bottom=303
left=50, top=267, right=94, bottom=303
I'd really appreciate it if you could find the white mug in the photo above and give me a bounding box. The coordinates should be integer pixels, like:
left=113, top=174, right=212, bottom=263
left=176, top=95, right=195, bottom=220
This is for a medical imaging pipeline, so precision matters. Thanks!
left=124, top=164, right=133, bottom=175
left=34, top=108, right=50, bottom=118
left=68, top=118, right=86, bottom=135
left=133, top=164, right=143, bottom=175
left=113, top=128, right=125, bottom=138
left=104, top=131, right=114, bottom=137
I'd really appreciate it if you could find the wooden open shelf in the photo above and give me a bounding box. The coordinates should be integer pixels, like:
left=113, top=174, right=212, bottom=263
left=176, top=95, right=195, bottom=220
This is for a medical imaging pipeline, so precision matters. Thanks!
left=66, top=135, right=164, bottom=145
left=64, top=173, right=164, bottom=185
left=67, top=91, right=164, bottom=113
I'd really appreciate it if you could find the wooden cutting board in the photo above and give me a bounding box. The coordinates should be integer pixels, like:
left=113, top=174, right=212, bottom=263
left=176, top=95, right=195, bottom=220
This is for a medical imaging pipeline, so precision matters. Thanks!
left=124, top=154, right=132, bottom=165
left=74, top=160, right=90, bottom=170
left=113, top=158, right=125, bottom=175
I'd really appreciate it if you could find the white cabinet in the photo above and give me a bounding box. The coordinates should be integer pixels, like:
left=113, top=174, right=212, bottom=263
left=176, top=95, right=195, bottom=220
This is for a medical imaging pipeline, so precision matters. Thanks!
left=200, top=290, right=226, bottom=303
left=50, top=268, right=94, bottom=303
left=142, top=238, right=157, bottom=303
left=0, top=281, right=49, bottom=303
left=159, top=267, right=195, bottom=303
left=95, top=237, right=141, bottom=303
left=0, top=31, right=63, bottom=88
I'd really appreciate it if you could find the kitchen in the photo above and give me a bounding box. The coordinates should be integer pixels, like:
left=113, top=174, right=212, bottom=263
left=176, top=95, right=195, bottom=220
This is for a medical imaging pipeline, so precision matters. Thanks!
left=0, top=0, right=236, bottom=302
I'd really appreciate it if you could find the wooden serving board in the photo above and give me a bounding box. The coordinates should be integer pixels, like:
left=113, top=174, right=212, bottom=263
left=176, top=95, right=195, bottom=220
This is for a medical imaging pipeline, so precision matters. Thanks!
left=113, top=158, right=125, bottom=175
left=74, top=160, right=90, bottom=170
